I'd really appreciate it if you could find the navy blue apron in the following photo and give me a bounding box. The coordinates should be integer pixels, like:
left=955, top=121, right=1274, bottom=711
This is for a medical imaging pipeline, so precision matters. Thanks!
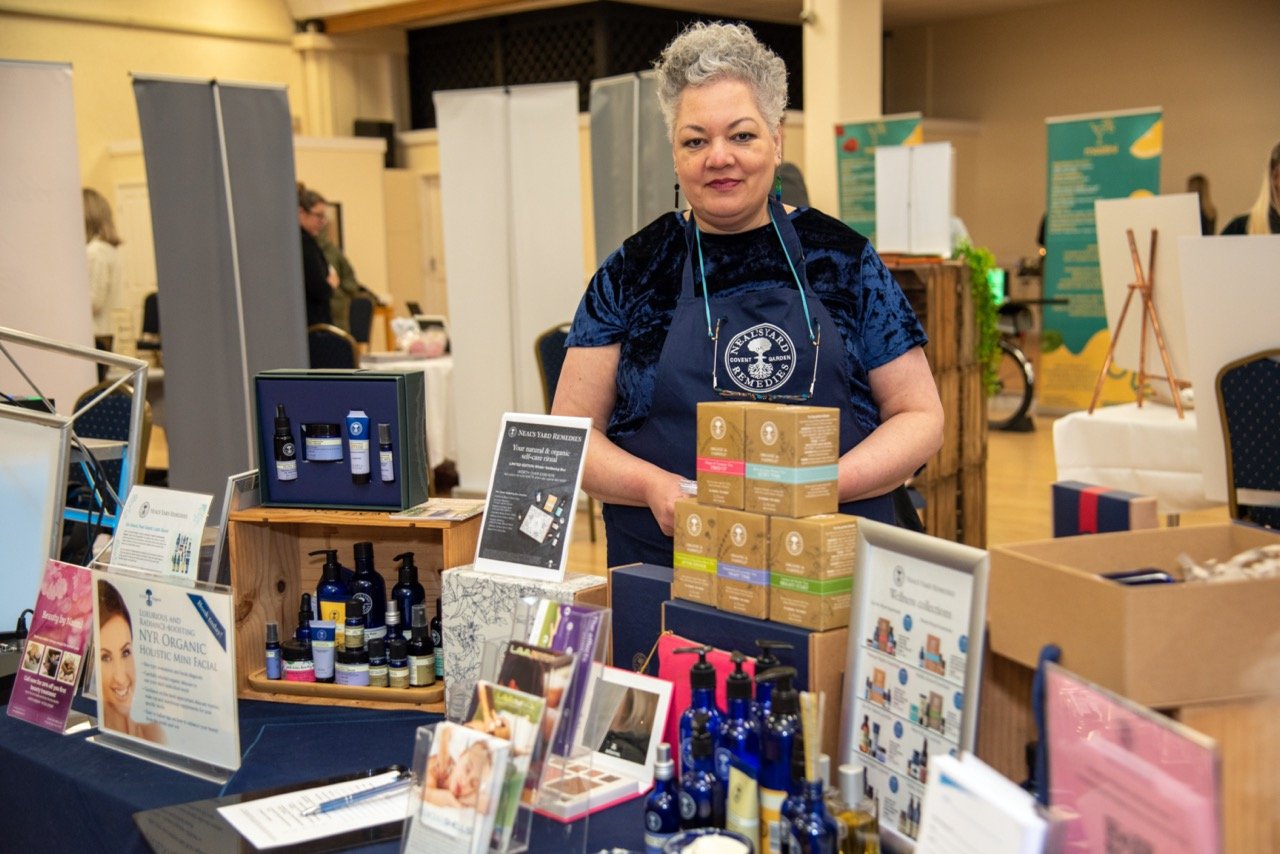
left=604, top=197, right=895, bottom=568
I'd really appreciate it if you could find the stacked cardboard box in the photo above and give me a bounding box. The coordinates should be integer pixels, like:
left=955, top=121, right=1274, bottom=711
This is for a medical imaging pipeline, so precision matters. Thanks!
left=676, top=401, right=855, bottom=629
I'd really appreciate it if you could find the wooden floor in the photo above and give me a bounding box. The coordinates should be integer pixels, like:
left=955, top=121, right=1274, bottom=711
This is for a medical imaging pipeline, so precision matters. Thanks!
left=565, top=414, right=1229, bottom=576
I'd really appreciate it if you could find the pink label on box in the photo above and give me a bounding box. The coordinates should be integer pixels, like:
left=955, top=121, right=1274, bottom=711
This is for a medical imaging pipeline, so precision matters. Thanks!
left=697, top=457, right=745, bottom=476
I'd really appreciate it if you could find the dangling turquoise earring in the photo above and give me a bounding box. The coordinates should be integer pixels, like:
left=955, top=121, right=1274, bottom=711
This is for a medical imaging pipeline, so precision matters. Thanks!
left=774, top=174, right=784, bottom=201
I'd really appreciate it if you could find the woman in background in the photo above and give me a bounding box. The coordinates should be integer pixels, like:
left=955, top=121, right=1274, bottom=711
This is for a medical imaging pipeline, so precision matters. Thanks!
left=83, top=188, right=125, bottom=350
left=1185, top=173, right=1216, bottom=236
left=1221, top=141, right=1280, bottom=235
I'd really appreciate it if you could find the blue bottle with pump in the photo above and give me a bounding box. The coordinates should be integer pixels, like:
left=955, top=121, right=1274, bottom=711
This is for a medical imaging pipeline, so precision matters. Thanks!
left=675, top=646, right=724, bottom=776
left=757, top=666, right=802, bottom=854
left=350, top=542, right=388, bottom=641
left=678, top=711, right=725, bottom=830
left=643, top=742, right=680, bottom=853
left=390, top=552, right=426, bottom=647
left=312, top=549, right=349, bottom=625
left=719, top=651, right=760, bottom=840
left=752, top=640, right=793, bottom=730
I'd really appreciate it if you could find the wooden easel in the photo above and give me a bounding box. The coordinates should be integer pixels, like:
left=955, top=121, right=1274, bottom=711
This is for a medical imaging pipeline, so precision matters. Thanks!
left=1088, top=228, right=1188, bottom=418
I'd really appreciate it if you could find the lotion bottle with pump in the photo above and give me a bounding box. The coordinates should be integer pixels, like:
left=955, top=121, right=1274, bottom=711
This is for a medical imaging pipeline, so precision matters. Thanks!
left=752, top=640, right=794, bottom=729
left=757, top=666, right=802, bottom=854
left=350, top=542, right=387, bottom=641
left=675, top=645, right=724, bottom=776
left=678, top=711, right=725, bottom=830
left=720, top=651, right=760, bottom=840
left=390, top=552, right=426, bottom=647
left=312, top=549, right=349, bottom=625
left=643, top=742, right=681, bottom=853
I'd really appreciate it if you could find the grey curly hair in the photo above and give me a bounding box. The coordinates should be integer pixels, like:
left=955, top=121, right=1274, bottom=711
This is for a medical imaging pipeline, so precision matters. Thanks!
left=654, top=21, right=788, bottom=140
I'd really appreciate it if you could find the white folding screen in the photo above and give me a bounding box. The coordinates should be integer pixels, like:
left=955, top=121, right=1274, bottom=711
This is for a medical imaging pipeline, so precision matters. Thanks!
left=0, top=60, right=96, bottom=412
left=435, top=83, right=585, bottom=495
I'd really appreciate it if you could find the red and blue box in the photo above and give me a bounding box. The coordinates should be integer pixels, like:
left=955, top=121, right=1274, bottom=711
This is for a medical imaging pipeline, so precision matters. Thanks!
left=1052, top=480, right=1158, bottom=538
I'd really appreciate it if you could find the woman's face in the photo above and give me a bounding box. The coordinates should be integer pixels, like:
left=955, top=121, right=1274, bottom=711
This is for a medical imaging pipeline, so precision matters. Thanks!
left=299, top=203, right=328, bottom=237
left=99, top=614, right=135, bottom=720
left=673, top=78, right=781, bottom=235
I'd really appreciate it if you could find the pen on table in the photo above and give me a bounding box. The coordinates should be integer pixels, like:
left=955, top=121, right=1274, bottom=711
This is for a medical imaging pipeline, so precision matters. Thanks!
left=300, top=771, right=413, bottom=817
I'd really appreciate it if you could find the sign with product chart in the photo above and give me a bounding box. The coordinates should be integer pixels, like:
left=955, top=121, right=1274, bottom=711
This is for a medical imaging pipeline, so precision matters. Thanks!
left=89, top=567, right=240, bottom=777
left=839, top=519, right=989, bottom=847
left=474, top=413, right=591, bottom=583
left=1040, top=107, right=1163, bottom=411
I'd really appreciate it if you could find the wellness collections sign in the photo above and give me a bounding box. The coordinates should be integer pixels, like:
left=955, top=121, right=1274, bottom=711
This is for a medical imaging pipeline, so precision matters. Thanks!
left=835, top=113, right=923, bottom=245
left=1040, top=108, right=1162, bottom=410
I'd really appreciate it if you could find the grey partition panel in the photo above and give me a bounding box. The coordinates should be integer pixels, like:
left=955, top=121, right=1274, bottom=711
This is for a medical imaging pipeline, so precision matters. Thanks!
left=133, top=78, right=305, bottom=509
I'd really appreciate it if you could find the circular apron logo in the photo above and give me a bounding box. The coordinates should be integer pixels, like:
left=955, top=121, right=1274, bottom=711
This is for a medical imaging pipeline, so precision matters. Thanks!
left=786, top=531, right=804, bottom=556
left=731, top=523, right=747, bottom=547
left=710, top=416, right=726, bottom=440
left=723, top=323, right=796, bottom=393
left=686, top=513, right=703, bottom=536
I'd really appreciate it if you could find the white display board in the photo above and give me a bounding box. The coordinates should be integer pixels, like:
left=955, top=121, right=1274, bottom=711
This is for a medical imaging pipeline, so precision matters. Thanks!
left=0, top=407, right=72, bottom=637
left=874, top=142, right=953, bottom=256
left=1095, top=193, right=1200, bottom=380
left=434, top=83, right=586, bottom=496
left=1177, top=234, right=1280, bottom=504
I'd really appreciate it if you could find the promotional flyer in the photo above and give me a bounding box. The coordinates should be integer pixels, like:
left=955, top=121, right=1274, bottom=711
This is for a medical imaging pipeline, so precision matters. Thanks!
left=91, top=569, right=240, bottom=771
left=475, top=413, right=590, bottom=582
left=112, top=485, right=212, bottom=579
left=7, top=560, right=93, bottom=733
left=834, top=112, right=923, bottom=245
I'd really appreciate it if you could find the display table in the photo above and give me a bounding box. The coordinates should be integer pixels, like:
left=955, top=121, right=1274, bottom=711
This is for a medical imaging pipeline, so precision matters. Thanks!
left=359, top=355, right=456, bottom=471
left=0, top=698, right=643, bottom=852
left=1053, top=401, right=1219, bottom=516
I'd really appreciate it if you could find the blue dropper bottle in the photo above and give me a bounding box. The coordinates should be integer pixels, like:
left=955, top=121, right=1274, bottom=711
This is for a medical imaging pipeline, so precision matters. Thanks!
left=675, top=645, right=724, bottom=776
left=643, top=742, right=680, bottom=853
left=678, top=710, right=725, bottom=830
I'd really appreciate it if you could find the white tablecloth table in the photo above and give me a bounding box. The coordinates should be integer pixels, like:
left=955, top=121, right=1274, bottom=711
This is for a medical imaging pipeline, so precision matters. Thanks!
left=1053, top=402, right=1220, bottom=515
left=359, top=355, right=456, bottom=471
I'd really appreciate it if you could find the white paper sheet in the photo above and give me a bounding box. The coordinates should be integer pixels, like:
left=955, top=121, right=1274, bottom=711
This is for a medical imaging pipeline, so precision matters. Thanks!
left=112, top=485, right=212, bottom=578
left=217, top=770, right=411, bottom=849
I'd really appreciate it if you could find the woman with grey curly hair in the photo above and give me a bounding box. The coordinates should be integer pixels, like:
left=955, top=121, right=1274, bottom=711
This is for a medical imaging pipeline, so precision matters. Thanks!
left=555, top=22, right=942, bottom=568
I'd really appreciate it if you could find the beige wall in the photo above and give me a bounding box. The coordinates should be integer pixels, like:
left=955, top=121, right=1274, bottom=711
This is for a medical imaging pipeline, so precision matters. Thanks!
left=884, top=0, right=1280, bottom=266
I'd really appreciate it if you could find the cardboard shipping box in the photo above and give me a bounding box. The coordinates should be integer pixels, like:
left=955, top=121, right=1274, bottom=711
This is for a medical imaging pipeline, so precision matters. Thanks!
left=988, top=523, right=1280, bottom=707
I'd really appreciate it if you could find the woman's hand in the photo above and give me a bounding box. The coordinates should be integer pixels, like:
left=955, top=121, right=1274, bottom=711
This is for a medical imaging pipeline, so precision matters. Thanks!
left=644, top=471, right=687, bottom=536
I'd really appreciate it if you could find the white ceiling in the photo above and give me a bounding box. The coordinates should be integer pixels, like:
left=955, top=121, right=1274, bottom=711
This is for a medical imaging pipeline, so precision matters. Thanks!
left=285, top=0, right=1070, bottom=31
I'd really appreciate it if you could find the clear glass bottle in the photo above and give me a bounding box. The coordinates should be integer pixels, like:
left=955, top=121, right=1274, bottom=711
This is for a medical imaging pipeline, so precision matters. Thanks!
left=830, top=764, right=879, bottom=854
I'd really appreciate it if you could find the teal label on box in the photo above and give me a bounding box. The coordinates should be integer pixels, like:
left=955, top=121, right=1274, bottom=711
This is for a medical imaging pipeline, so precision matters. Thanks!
left=746, top=463, right=839, bottom=484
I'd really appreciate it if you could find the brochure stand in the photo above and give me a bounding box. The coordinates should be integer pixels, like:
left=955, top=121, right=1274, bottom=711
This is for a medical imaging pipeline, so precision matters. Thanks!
left=87, top=565, right=241, bottom=784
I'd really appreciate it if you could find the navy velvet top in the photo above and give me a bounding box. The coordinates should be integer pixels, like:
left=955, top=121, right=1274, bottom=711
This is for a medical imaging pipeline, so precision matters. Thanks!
left=567, top=206, right=927, bottom=441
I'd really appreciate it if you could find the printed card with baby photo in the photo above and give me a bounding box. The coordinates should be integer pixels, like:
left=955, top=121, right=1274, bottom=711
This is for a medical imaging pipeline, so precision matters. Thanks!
left=409, top=721, right=510, bottom=854
left=466, top=681, right=546, bottom=851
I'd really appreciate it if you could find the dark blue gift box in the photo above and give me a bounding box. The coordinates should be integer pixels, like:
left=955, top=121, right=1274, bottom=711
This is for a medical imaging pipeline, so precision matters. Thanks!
left=1052, top=480, right=1158, bottom=537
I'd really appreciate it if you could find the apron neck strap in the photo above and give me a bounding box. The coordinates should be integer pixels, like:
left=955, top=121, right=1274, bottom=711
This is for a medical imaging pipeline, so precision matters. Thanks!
left=681, top=197, right=815, bottom=342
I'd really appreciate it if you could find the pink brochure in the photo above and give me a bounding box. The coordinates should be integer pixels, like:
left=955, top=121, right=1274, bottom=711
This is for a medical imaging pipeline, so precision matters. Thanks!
left=656, top=633, right=756, bottom=776
left=1045, top=662, right=1221, bottom=853
left=7, top=560, right=94, bottom=733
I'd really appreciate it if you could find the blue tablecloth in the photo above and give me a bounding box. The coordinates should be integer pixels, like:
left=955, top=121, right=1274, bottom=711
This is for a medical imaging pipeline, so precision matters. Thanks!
left=0, top=699, right=643, bottom=852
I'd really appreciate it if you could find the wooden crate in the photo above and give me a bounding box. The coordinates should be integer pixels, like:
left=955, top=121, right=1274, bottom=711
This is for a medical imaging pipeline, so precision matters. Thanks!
left=892, top=261, right=961, bottom=372
left=958, top=463, right=986, bottom=548
left=961, top=368, right=989, bottom=468
left=919, top=473, right=958, bottom=543
left=227, top=507, right=481, bottom=710
left=932, top=368, right=961, bottom=478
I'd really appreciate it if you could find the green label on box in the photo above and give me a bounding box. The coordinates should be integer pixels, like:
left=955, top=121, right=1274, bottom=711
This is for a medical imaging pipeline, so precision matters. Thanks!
left=770, top=573, right=853, bottom=595
left=675, top=552, right=717, bottom=574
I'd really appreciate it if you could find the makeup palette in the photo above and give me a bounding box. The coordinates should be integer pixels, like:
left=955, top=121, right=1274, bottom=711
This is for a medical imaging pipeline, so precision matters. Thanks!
left=534, top=666, right=673, bottom=822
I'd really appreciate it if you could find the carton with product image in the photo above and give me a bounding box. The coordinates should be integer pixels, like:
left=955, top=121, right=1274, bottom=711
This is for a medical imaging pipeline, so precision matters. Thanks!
left=696, top=401, right=750, bottom=509
left=673, top=500, right=717, bottom=606
left=714, top=507, right=770, bottom=618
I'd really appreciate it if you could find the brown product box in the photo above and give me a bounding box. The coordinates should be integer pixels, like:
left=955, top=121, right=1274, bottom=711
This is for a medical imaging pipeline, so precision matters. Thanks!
left=988, top=523, right=1280, bottom=708
left=744, top=404, right=839, bottom=517
left=769, top=573, right=853, bottom=630
left=715, top=508, right=770, bottom=618
left=696, top=401, right=749, bottom=509
left=672, top=499, right=717, bottom=606
left=770, top=514, right=859, bottom=580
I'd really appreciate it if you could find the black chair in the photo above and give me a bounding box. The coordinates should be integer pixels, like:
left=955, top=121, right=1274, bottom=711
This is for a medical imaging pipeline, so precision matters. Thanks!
left=308, top=323, right=359, bottom=369
left=348, top=296, right=374, bottom=351
left=66, top=380, right=152, bottom=522
left=136, top=292, right=161, bottom=366
left=1216, top=349, right=1280, bottom=529
left=534, top=323, right=596, bottom=541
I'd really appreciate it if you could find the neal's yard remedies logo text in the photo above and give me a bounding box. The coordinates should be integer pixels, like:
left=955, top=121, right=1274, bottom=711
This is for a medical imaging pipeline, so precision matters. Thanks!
left=724, top=323, right=795, bottom=393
